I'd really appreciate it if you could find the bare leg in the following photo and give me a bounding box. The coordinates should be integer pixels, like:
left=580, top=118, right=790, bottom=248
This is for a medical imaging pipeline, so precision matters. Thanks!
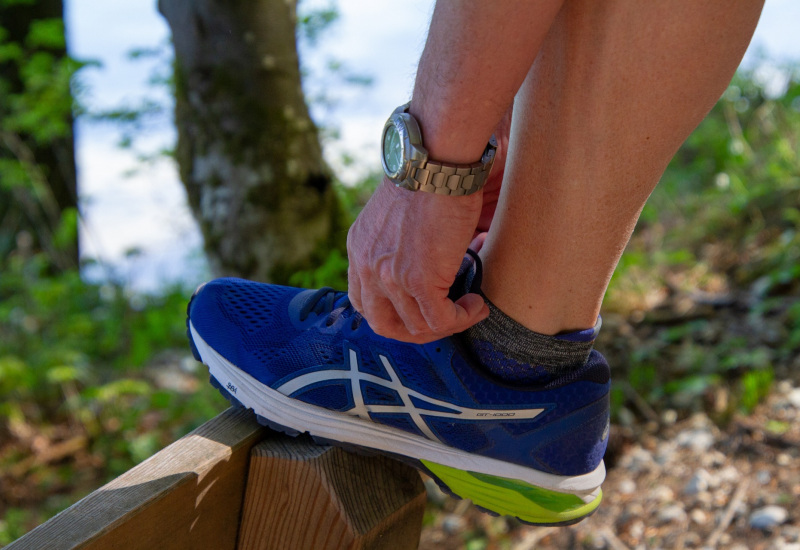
left=480, top=0, right=764, bottom=335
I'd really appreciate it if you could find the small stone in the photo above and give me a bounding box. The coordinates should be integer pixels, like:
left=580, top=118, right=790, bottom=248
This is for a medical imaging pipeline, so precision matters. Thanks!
left=180, top=354, right=199, bottom=372
left=788, top=388, right=800, bottom=409
left=441, top=514, right=465, bottom=534
left=618, top=478, right=637, bottom=495
left=676, top=428, right=715, bottom=453
left=655, top=441, right=678, bottom=465
left=618, top=406, right=635, bottom=427
left=662, top=409, right=678, bottom=425
left=658, top=504, right=687, bottom=524
left=777, top=453, right=792, bottom=466
left=749, top=506, right=788, bottom=530
left=690, top=508, right=708, bottom=525
left=684, top=469, right=711, bottom=495
left=625, top=446, right=655, bottom=473
left=718, top=465, right=741, bottom=484
left=756, top=470, right=772, bottom=485
left=628, top=519, right=645, bottom=540
left=650, top=485, right=675, bottom=503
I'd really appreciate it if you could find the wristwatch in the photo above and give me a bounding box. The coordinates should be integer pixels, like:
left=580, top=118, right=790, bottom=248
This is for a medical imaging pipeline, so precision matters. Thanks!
left=380, top=103, right=497, bottom=196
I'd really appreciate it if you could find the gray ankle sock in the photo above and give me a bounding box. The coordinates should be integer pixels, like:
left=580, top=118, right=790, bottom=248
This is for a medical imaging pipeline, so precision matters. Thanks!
left=459, top=291, right=599, bottom=384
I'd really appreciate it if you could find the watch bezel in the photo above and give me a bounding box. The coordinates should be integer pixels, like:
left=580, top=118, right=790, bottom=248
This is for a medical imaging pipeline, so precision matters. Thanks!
left=381, top=105, right=428, bottom=190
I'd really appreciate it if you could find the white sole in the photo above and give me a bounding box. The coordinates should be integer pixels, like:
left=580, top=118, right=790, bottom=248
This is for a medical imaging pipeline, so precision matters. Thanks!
left=190, top=322, right=605, bottom=501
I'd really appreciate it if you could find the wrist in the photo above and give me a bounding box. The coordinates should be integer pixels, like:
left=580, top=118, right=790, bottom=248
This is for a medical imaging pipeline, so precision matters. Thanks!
left=407, top=101, right=494, bottom=165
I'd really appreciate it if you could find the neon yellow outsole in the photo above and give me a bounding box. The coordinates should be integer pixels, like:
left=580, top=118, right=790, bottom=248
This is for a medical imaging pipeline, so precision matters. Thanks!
left=421, top=460, right=602, bottom=525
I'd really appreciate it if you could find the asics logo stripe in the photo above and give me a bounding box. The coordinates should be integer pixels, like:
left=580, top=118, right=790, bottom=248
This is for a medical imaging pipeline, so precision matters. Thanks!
left=275, top=347, right=545, bottom=444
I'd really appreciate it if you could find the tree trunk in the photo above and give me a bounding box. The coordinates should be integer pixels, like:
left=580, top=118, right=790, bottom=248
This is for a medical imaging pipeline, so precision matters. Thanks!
left=0, top=0, right=78, bottom=271
left=158, top=0, right=344, bottom=283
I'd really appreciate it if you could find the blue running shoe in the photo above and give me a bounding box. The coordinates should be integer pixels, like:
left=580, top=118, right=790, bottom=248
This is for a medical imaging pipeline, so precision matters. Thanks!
left=187, top=254, right=610, bottom=525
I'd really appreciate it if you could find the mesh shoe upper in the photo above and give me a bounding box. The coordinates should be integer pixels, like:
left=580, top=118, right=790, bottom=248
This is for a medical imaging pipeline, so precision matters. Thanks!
left=188, top=270, right=610, bottom=477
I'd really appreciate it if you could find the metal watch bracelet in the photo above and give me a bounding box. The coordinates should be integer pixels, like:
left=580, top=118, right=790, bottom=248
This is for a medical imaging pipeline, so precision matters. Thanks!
left=408, top=161, right=492, bottom=196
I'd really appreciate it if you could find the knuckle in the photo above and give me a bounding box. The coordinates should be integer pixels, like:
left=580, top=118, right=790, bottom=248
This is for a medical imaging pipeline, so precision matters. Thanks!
left=401, top=271, right=427, bottom=295
left=427, top=321, right=448, bottom=334
left=354, top=262, right=372, bottom=281
left=425, top=314, right=454, bottom=335
left=377, top=264, right=397, bottom=289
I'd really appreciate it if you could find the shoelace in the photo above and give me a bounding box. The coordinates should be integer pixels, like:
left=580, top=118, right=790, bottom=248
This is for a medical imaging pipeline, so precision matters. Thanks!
left=298, top=287, right=363, bottom=329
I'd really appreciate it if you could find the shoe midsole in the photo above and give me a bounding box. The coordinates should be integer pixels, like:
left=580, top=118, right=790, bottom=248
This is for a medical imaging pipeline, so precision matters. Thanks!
left=190, top=323, right=605, bottom=499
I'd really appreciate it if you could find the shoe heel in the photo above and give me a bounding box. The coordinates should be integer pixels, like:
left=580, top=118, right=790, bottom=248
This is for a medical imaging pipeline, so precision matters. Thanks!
left=420, top=460, right=602, bottom=526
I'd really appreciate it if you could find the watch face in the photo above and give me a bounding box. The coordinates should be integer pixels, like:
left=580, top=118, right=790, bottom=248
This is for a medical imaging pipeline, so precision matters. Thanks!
left=383, top=123, right=403, bottom=175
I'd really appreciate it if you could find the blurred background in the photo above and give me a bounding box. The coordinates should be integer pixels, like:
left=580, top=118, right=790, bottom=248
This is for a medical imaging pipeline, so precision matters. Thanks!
left=1, top=1, right=798, bottom=548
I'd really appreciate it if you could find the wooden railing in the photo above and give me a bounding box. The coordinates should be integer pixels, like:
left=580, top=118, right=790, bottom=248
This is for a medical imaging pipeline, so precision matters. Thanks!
left=6, top=408, right=427, bottom=550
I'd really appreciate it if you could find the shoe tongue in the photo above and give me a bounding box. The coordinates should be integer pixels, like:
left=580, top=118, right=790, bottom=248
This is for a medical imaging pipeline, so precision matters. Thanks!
left=448, top=249, right=483, bottom=301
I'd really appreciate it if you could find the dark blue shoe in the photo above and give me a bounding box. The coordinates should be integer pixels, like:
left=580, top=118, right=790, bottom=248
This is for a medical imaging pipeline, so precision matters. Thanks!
left=187, top=255, right=609, bottom=525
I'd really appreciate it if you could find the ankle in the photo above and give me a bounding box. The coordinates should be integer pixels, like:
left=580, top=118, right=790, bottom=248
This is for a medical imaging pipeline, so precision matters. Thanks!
left=459, top=291, right=599, bottom=385
left=481, top=288, right=600, bottom=337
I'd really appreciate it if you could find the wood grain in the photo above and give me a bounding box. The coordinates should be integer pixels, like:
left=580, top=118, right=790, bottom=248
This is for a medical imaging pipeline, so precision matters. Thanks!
left=237, top=436, right=427, bottom=550
left=6, top=407, right=267, bottom=550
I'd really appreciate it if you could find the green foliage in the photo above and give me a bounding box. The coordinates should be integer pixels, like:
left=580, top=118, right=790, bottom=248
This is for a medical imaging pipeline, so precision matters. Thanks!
left=25, top=18, right=64, bottom=49
left=0, top=254, right=227, bottom=536
left=738, top=367, right=774, bottom=413
left=0, top=5, right=85, bottom=270
left=1, top=21, right=77, bottom=140
left=289, top=248, right=349, bottom=290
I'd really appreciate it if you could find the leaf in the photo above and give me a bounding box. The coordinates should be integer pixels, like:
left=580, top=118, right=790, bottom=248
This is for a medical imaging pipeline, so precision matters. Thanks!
left=25, top=19, right=65, bottom=49
left=45, top=365, right=84, bottom=385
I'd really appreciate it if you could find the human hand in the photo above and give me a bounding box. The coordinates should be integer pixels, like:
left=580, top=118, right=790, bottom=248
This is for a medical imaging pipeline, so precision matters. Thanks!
left=347, top=180, right=489, bottom=343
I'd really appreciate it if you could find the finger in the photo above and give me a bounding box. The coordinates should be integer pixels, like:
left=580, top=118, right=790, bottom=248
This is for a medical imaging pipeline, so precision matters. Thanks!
left=362, top=283, right=450, bottom=344
left=469, top=232, right=488, bottom=253
left=373, top=268, right=440, bottom=338
left=454, top=293, right=490, bottom=328
left=416, top=291, right=488, bottom=336
left=384, top=288, right=437, bottom=338
left=347, top=262, right=363, bottom=313
left=360, top=287, right=409, bottom=340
